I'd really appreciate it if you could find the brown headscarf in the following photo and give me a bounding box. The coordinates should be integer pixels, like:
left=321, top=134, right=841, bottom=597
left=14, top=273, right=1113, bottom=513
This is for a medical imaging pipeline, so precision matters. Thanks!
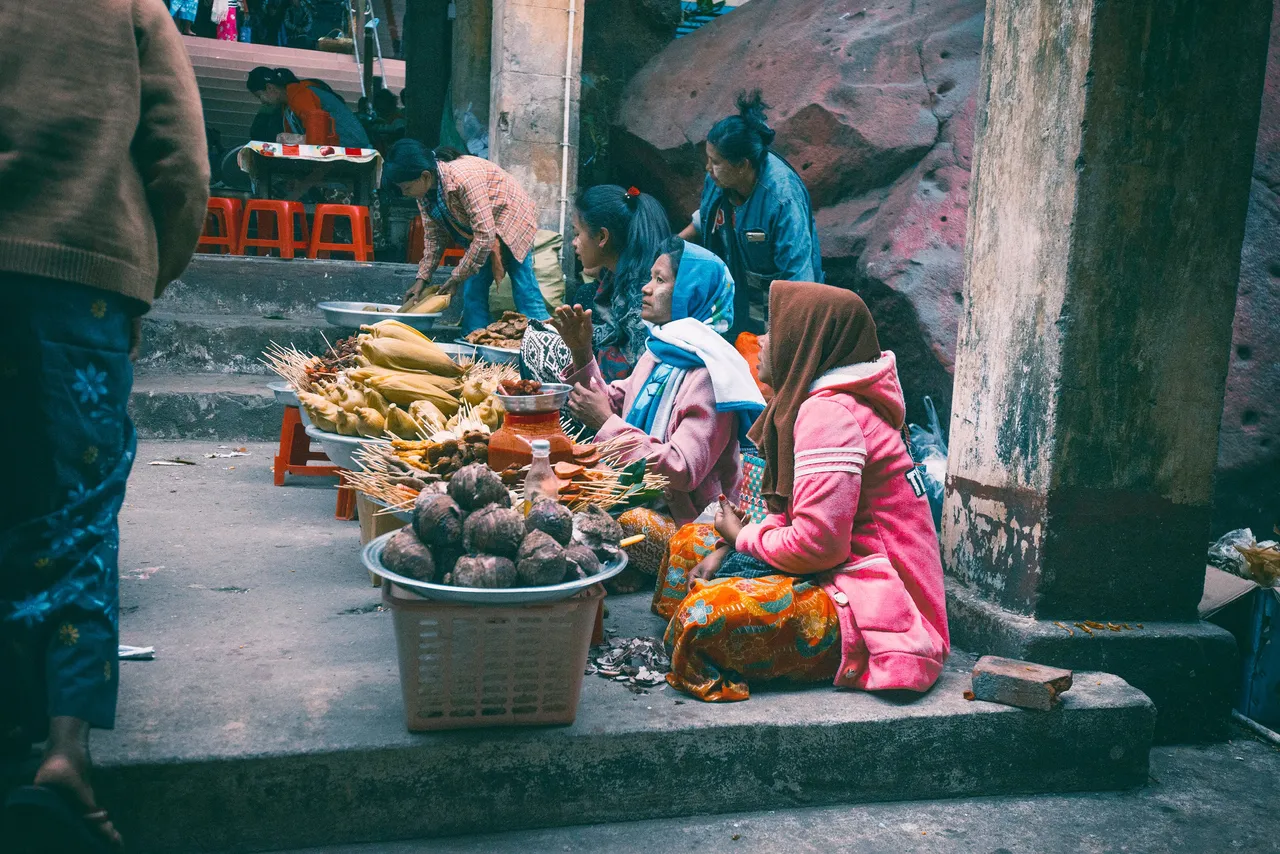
left=747, top=282, right=881, bottom=513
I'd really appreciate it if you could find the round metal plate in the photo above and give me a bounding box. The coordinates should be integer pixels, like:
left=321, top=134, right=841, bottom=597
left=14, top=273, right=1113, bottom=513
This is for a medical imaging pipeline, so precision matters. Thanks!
left=362, top=531, right=628, bottom=604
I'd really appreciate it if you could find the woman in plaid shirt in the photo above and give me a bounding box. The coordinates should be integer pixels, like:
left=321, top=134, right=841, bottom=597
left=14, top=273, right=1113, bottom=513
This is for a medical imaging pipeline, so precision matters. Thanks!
left=385, top=140, right=551, bottom=333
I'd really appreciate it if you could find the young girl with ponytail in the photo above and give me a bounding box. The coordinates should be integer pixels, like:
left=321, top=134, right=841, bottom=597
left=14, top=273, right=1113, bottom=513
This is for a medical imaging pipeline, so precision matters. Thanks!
left=681, top=90, right=823, bottom=343
left=522, top=184, right=671, bottom=383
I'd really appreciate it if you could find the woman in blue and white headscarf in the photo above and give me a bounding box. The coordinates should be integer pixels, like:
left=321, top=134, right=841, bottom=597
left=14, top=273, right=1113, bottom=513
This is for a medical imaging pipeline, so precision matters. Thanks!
left=552, top=237, right=765, bottom=529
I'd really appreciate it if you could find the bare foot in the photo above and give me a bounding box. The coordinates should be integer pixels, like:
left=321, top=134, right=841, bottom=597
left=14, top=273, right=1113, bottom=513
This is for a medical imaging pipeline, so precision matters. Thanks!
left=34, top=736, right=123, bottom=849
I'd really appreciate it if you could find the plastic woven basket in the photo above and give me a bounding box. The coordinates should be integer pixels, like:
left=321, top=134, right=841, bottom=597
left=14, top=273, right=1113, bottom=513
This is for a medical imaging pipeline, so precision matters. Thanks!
left=382, top=580, right=604, bottom=730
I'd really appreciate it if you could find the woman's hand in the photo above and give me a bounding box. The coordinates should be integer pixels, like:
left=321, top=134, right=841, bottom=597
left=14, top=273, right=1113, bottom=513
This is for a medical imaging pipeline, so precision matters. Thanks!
left=490, top=248, right=506, bottom=284
left=549, top=304, right=595, bottom=368
left=402, top=278, right=428, bottom=308
left=567, top=381, right=613, bottom=430
left=688, top=544, right=731, bottom=589
left=714, top=497, right=746, bottom=544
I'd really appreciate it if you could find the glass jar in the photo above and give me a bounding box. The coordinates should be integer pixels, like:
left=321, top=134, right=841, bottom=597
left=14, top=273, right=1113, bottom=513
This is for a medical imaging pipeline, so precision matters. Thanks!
left=487, top=410, right=575, bottom=472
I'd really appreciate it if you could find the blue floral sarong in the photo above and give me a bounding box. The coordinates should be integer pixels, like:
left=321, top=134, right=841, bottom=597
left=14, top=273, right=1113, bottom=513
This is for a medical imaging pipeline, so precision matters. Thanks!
left=1, top=277, right=140, bottom=743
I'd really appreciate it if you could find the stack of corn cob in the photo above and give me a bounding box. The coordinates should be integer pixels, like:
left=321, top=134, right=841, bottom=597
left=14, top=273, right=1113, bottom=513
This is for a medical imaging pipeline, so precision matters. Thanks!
left=267, top=319, right=516, bottom=442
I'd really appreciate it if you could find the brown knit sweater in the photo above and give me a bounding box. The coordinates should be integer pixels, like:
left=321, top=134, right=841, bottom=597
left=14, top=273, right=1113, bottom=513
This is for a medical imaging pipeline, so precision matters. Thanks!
left=0, top=0, right=210, bottom=306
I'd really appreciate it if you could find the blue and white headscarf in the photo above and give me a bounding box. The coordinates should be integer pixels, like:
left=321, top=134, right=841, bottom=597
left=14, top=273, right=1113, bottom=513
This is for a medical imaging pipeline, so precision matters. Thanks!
left=625, top=242, right=766, bottom=440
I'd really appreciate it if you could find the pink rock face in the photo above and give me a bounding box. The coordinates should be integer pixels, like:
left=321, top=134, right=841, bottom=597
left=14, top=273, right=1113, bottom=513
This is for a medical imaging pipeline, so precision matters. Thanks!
left=1217, top=0, right=1280, bottom=532
left=616, top=0, right=985, bottom=425
left=616, top=0, right=1277, bottom=531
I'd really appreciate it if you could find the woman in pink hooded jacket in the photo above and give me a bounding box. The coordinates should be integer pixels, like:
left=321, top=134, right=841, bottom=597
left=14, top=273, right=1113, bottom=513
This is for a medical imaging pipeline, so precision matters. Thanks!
left=663, top=281, right=949, bottom=701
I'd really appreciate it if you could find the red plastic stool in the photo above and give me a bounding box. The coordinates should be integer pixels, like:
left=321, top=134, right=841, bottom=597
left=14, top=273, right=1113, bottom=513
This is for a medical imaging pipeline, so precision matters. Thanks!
left=240, top=200, right=309, bottom=259
left=308, top=204, right=373, bottom=261
left=335, top=471, right=357, bottom=521
left=273, top=405, right=339, bottom=486
left=198, top=198, right=243, bottom=254
left=406, top=216, right=465, bottom=266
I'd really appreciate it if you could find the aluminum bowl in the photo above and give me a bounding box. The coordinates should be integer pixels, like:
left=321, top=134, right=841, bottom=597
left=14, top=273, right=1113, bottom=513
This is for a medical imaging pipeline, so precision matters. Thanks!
left=472, top=342, right=522, bottom=366
left=493, top=382, right=572, bottom=415
left=267, top=380, right=300, bottom=408
left=363, top=530, right=627, bottom=604
left=318, top=301, right=442, bottom=331
left=303, top=425, right=389, bottom=471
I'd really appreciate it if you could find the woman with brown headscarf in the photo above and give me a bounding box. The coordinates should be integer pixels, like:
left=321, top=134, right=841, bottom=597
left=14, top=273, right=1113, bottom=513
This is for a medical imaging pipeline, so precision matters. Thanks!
left=661, top=282, right=949, bottom=702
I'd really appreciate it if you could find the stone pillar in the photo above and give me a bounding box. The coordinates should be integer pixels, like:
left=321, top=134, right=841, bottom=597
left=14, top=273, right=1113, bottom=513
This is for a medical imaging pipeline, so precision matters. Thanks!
left=489, top=0, right=584, bottom=260
left=943, top=0, right=1271, bottom=742
left=451, top=0, right=492, bottom=140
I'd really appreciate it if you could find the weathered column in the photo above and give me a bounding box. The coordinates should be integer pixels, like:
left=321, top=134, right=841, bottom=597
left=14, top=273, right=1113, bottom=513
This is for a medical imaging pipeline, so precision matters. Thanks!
left=489, top=0, right=583, bottom=259
left=944, top=0, right=1271, bottom=742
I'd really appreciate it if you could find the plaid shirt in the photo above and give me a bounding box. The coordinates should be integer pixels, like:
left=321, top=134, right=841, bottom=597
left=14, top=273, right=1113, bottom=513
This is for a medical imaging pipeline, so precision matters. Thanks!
left=416, top=156, right=539, bottom=283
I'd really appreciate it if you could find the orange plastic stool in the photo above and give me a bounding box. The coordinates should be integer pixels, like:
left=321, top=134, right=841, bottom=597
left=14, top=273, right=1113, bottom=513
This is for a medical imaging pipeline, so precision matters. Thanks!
left=406, top=216, right=465, bottom=266
left=240, top=200, right=309, bottom=259
left=273, top=406, right=339, bottom=486
left=198, top=198, right=242, bottom=254
left=308, top=204, right=373, bottom=261
left=335, top=471, right=357, bottom=521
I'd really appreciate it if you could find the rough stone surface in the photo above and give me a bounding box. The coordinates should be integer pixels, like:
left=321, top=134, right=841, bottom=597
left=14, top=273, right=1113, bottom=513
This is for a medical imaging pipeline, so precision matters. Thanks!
left=615, top=0, right=1280, bottom=523
left=947, top=582, right=1237, bottom=744
left=273, top=733, right=1280, bottom=854
left=0, top=441, right=1154, bottom=854
left=137, top=313, right=334, bottom=375
left=159, top=255, right=430, bottom=316
left=130, top=375, right=280, bottom=440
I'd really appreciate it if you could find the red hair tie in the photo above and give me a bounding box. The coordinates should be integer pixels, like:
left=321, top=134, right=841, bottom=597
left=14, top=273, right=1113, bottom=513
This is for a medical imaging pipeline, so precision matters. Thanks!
left=626, top=186, right=641, bottom=199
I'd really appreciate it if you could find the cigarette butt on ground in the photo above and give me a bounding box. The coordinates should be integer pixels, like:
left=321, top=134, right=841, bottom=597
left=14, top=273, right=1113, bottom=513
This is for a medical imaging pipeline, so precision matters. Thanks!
left=620, top=534, right=646, bottom=548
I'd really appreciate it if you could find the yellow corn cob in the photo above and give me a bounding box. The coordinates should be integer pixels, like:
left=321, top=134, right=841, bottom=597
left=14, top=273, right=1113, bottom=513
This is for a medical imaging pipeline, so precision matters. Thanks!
left=360, top=318, right=432, bottom=344
left=337, top=385, right=367, bottom=413
left=364, top=372, right=462, bottom=415
left=335, top=410, right=362, bottom=437
left=460, top=377, right=489, bottom=406
left=360, top=336, right=462, bottom=377
left=355, top=407, right=387, bottom=439
left=345, top=365, right=462, bottom=392
left=386, top=405, right=423, bottom=440
left=405, top=293, right=451, bottom=315
left=408, top=399, right=447, bottom=432
left=364, top=387, right=389, bottom=417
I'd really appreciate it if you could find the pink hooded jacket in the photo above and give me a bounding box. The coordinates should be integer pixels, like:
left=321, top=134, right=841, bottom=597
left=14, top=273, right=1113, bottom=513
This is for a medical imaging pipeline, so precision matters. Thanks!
left=735, top=352, right=950, bottom=692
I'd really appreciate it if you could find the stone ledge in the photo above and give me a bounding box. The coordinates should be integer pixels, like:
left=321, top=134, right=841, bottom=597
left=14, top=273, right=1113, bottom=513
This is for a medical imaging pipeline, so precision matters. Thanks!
left=946, top=580, right=1237, bottom=744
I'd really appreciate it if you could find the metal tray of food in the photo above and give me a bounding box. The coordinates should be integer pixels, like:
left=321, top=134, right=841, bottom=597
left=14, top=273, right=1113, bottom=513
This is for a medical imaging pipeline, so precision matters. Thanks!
left=318, top=301, right=442, bottom=331
left=363, top=530, right=627, bottom=604
left=493, top=382, right=572, bottom=414
left=473, top=342, right=522, bottom=366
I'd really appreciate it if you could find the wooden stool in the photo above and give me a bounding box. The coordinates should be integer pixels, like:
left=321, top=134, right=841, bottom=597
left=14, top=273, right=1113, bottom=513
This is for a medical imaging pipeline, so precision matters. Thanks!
left=240, top=200, right=308, bottom=259
left=198, top=198, right=242, bottom=254
left=308, top=204, right=372, bottom=261
left=273, top=405, right=339, bottom=486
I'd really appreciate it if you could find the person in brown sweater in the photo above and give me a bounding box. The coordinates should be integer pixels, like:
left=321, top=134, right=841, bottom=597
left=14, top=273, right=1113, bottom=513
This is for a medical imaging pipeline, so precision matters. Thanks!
left=0, top=1, right=209, bottom=851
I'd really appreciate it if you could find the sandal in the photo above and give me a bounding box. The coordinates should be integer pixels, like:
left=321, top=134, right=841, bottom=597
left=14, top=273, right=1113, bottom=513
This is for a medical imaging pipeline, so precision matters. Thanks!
left=3, top=785, right=122, bottom=853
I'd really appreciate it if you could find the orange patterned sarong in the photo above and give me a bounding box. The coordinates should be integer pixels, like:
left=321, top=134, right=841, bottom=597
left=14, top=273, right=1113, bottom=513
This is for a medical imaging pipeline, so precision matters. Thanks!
left=658, top=524, right=842, bottom=702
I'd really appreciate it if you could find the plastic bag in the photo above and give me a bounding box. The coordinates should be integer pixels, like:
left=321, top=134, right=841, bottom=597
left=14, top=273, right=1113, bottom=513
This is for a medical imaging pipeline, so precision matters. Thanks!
left=459, top=103, right=489, bottom=159
left=907, top=396, right=948, bottom=531
left=1208, top=528, right=1254, bottom=578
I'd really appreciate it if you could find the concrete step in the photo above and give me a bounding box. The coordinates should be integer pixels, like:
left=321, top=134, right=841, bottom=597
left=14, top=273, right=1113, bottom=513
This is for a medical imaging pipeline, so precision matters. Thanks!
left=49, top=440, right=1156, bottom=854
left=159, top=255, right=437, bottom=317
left=130, top=374, right=279, bottom=440
left=137, top=312, right=336, bottom=375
